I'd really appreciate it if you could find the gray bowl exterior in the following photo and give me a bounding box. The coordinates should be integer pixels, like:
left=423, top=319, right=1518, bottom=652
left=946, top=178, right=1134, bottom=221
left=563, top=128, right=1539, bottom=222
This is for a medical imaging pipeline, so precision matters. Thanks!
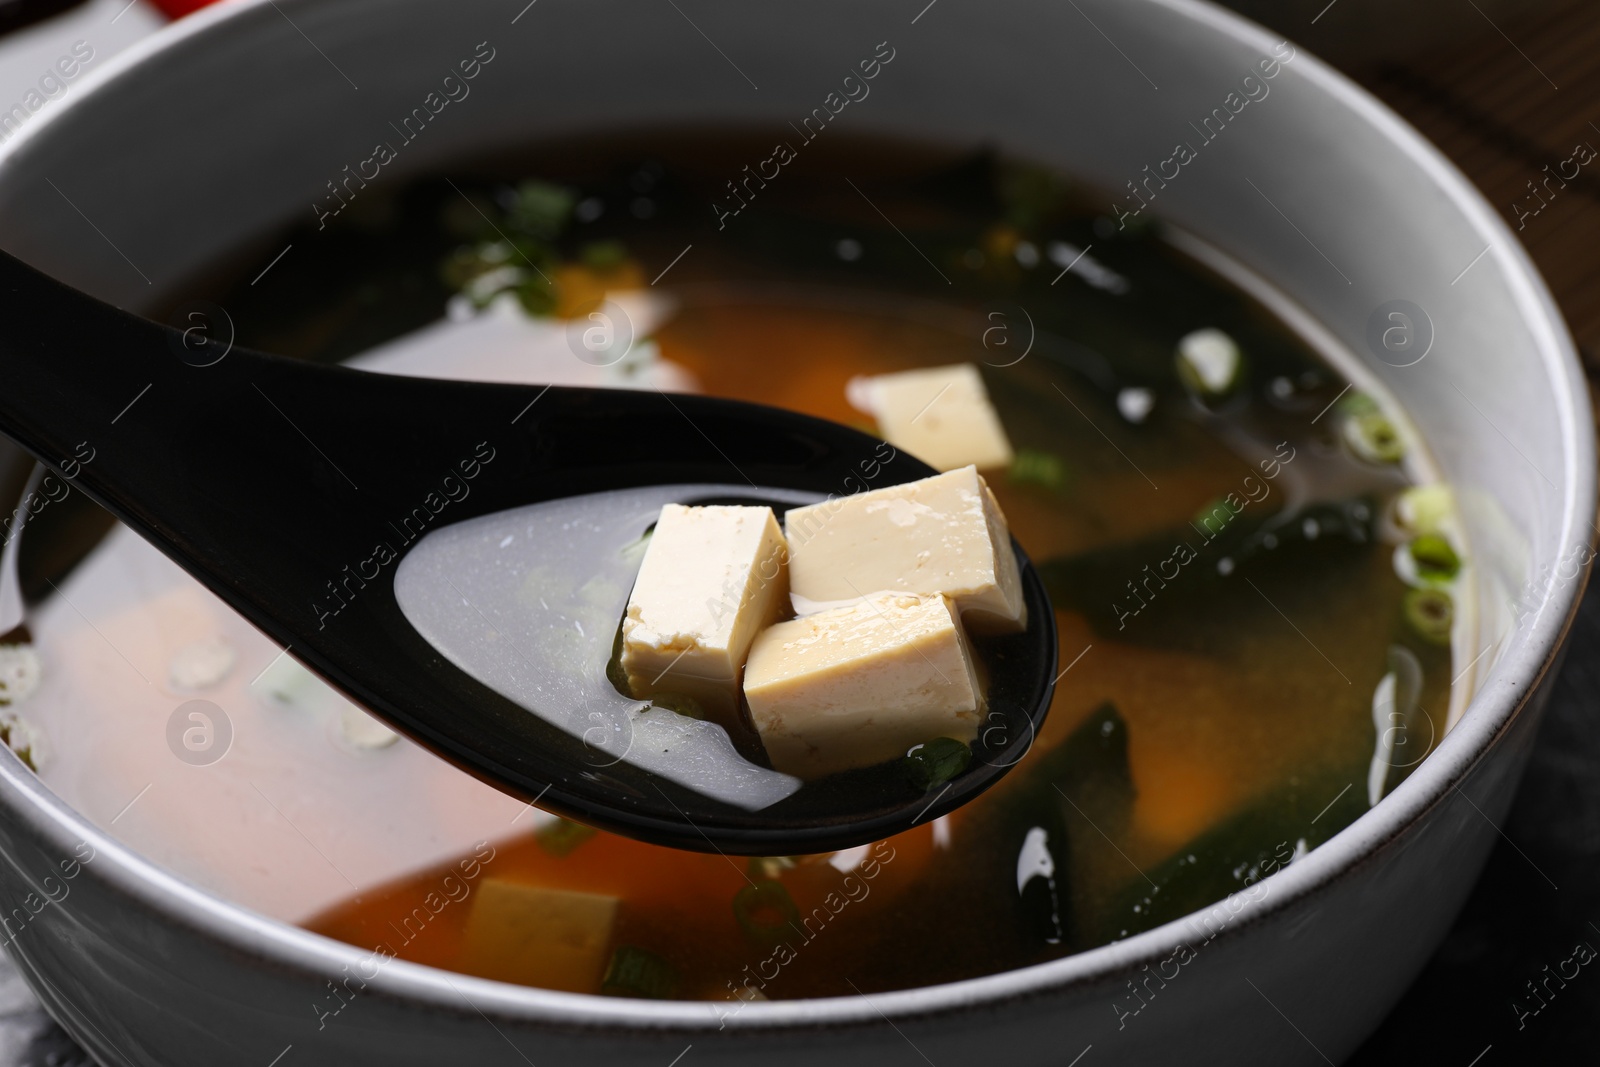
left=0, top=0, right=1590, bottom=1064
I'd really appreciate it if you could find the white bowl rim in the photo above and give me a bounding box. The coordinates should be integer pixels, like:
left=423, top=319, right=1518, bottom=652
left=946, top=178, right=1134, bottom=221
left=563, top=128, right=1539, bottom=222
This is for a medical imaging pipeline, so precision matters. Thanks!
left=0, top=0, right=1591, bottom=1035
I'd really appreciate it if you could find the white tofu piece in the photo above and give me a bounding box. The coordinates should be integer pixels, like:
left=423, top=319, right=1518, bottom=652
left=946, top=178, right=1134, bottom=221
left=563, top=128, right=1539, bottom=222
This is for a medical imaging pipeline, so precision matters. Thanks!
left=744, top=593, right=983, bottom=779
left=460, top=879, right=619, bottom=992
left=620, top=504, right=788, bottom=728
left=853, top=362, right=1013, bottom=472
left=783, top=467, right=1026, bottom=633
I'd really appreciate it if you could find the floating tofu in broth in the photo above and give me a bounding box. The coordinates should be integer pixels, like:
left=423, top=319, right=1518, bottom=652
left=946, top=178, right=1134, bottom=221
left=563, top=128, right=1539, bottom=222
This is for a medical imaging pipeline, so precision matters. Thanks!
left=850, top=363, right=1014, bottom=472
left=460, top=880, right=619, bottom=993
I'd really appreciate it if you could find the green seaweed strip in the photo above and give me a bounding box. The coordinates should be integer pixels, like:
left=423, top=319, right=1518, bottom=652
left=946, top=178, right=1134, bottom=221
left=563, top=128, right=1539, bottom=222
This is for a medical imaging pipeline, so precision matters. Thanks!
left=1091, top=769, right=1364, bottom=945
left=973, top=702, right=1138, bottom=952
left=1037, top=496, right=1376, bottom=647
left=903, top=737, right=973, bottom=791
left=535, top=818, right=597, bottom=858
left=601, top=945, right=680, bottom=999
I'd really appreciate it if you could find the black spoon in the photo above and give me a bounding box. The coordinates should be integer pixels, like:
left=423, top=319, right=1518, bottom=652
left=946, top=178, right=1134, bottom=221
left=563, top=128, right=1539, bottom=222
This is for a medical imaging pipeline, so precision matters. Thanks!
left=0, top=250, right=1058, bottom=855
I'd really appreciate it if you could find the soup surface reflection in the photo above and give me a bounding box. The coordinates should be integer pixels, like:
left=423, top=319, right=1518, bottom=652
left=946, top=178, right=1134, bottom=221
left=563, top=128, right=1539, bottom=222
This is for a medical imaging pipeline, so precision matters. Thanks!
left=179, top=133, right=1461, bottom=1000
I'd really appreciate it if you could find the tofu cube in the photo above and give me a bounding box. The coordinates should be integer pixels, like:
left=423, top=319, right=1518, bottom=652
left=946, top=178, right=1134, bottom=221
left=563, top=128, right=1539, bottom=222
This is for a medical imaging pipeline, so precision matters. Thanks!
left=459, top=879, right=619, bottom=992
left=620, top=504, right=788, bottom=728
left=744, top=592, right=983, bottom=779
left=783, top=467, right=1026, bottom=633
left=856, top=363, right=1013, bottom=472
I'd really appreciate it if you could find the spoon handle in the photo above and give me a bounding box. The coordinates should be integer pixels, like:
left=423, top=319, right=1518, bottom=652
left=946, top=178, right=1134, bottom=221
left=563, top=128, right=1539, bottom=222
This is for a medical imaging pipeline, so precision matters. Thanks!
left=0, top=251, right=184, bottom=480
left=0, top=251, right=1059, bottom=853
left=0, top=247, right=910, bottom=737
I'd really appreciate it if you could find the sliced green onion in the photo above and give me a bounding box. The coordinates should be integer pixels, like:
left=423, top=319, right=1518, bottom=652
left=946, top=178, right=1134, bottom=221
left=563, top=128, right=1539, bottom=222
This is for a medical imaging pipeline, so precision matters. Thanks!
left=0, top=722, right=33, bottom=771
left=439, top=247, right=491, bottom=291
left=0, top=644, right=42, bottom=708
left=1336, top=391, right=1380, bottom=417
left=903, top=736, right=973, bottom=791
left=1008, top=449, right=1067, bottom=491
left=601, top=946, right=680, bottom=999
left=514, top=274, right=559, bottom=317
left=1343, top=411, right=1406, bottom=464
left=1408, top=535, right=1461, bottom=582
left=1395, top=484, right=1453, bottom=535
left=535, top=817, right=597, bottom=857
left=1192, top=495, right=1244, bottom=529
left=732, top=880, right=801, bottom=948
left=1403, top=588, right=1453, bottom=646
left=581, top=240, right=629, bottom=271
left=506, top=180, right=575, bottom=241
left=1175, top=328, right=1243, bottom=400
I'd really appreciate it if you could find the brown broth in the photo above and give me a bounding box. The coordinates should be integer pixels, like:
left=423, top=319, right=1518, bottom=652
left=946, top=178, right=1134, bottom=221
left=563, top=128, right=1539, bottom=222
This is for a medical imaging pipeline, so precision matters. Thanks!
left=195, top=131, right=1456, bottom=999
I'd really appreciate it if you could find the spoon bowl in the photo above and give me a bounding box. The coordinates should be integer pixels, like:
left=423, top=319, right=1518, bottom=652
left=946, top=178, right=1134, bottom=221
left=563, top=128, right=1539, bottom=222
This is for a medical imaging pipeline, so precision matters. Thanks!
left=0, top=250, right=1057, bottom=854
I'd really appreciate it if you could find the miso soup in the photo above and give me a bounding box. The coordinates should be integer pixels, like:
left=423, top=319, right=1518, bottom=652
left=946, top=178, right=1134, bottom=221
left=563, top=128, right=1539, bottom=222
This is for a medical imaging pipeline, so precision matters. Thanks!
left=160, top=132, right=1468, bottom=999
